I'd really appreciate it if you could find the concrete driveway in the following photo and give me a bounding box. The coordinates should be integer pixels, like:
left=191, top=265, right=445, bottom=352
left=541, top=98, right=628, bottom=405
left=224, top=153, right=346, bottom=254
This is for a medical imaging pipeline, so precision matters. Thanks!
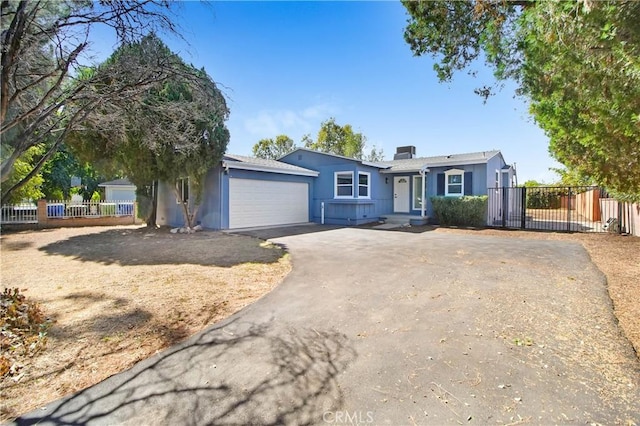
left=14, top=227, right=640, bottom=425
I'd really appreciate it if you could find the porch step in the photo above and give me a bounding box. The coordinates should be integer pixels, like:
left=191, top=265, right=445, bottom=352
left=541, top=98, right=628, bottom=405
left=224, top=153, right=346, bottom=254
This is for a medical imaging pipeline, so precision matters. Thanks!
left=379, top=215, right=429, bottom=226
left=379, top=215, right=411, bottom=225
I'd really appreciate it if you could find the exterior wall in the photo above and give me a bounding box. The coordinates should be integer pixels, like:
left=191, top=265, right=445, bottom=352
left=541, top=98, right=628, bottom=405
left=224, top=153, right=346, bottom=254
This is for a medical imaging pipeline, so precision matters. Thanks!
left=485, top=154, right=506, bottom=189
left=385, top=163, right=488, bottom=218
left=157, top=180, right=184, bottom=228
left=156, top=167, right=227, bottom=230
left=197, top=168, right=223, bottom=229
left=281, top=150, right=391, bottom=225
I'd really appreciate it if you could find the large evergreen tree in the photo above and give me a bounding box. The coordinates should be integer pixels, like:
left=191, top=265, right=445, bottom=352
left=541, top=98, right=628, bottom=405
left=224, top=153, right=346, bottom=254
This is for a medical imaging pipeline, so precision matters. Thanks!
left=68, top=35, right=229, bottom=228
left=403, top=0, right=640, bottom=200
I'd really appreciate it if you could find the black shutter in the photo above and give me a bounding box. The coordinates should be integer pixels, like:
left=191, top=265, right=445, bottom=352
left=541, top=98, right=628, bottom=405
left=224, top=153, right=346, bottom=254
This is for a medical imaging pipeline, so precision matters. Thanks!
left=436, top=173, right=445, bottom=196
left=464, top=172, right=473, bottom=195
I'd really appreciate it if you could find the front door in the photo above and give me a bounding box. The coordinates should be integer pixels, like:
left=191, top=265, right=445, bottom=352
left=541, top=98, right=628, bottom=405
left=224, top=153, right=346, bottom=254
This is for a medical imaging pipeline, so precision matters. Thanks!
left=393, top=176, right=410, bottom=213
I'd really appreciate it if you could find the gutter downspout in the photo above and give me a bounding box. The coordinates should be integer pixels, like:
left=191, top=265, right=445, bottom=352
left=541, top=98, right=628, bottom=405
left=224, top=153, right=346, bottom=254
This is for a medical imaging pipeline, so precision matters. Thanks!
left=420, top=165, right=430, bottom=218
left=221, top=162, right=230, bottom=230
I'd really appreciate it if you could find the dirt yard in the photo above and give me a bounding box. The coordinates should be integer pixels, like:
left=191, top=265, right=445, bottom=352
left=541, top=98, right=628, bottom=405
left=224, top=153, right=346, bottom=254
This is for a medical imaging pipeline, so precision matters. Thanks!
left=0, top=225, right=290, bottom=422
left=1, top=224, right=638, bottom=422
left=430, top=227, right=640, bottom=358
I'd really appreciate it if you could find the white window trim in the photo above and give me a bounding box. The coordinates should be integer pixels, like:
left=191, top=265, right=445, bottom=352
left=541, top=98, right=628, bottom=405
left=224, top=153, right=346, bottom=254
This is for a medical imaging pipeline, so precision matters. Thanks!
left=334, top=171, right=354, bottom=199
left=412, top=175, right=426, bottom=210
left=445, top=169, right=464, bottom=197
left=357, top=172, right=371, bottom=199
left=176, top=177, right=189, bottom=204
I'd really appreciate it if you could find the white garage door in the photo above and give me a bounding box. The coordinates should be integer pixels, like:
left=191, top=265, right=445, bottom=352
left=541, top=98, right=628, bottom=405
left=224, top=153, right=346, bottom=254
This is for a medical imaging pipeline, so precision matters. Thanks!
left=229, top=178, right=309, bottom=229
left=109, top=188, right=136, bottom=201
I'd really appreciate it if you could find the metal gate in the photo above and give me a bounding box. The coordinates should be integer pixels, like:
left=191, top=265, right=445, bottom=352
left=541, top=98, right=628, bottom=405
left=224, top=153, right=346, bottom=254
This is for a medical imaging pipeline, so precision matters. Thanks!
left=487, top=186, right=636, bottom=234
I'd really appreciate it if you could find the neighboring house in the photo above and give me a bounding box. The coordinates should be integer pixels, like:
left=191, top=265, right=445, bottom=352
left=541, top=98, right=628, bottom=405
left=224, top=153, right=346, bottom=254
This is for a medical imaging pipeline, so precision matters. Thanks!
left=98, top=178, right=137, bottom=201
left=156, top=147, right=515, bottom=229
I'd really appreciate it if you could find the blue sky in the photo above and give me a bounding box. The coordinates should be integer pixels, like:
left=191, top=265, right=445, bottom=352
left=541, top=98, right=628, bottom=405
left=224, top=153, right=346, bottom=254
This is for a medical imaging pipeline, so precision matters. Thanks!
left=92, top=1, right=561, bottom=183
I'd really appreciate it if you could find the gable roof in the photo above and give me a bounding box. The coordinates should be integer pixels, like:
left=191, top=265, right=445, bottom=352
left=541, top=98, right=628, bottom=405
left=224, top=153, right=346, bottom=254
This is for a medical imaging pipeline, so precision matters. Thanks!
left=98, top=178, right=135, bottom=187
left=223, top=154, right=319, bottom=177
left=377, top=150, right=503, bottom=173
left=280, top=148, right=389, bottom=169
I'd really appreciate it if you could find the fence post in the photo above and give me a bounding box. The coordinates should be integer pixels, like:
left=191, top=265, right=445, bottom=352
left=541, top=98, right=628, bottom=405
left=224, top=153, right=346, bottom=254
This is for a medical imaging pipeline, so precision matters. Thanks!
left=37, top=199, right=48, bottom=227
left=566, top=187, right=572, bottom=232
left=618, top=201, right=624, bottom=234
left=520, top=187, right=527, bottom=229
left=501, top=186, right=507, bottom=228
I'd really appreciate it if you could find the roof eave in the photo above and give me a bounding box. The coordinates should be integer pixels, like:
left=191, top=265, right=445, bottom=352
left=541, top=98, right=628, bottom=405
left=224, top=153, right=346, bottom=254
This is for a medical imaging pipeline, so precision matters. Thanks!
left=223, top=161, right=319, bottom=177
left=379, top=158, right=491, bottom=173
left=281, top=148, right=389, bottom=169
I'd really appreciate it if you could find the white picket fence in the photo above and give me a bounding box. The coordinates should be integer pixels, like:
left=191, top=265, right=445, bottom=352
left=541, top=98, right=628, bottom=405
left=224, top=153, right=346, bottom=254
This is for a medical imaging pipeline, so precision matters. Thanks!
left=1, top=200, right=135, bottom=225
left=0, top=203, right=38, bottom=224
left=45, top=200, right=135, bottom=219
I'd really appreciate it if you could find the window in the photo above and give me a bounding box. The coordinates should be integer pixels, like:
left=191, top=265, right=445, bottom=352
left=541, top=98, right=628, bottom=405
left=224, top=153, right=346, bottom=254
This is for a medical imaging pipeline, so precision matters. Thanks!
left=358, top=172, right=370, bottom=198
left=412, top=175, right=427, bottom=210
left=335, top=172, right=353, bottom=198
left=445, top=169, right=464, bottom=196
left=176, top=177, right=189, bottom=204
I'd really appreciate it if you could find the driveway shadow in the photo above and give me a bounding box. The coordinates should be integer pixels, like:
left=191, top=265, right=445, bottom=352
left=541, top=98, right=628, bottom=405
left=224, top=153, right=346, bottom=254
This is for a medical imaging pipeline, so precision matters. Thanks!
left=13, top=319, right=356, bottom=425
left=38, top=228, right=286, bottom=267
left=230, top=224, right=344, bottom=240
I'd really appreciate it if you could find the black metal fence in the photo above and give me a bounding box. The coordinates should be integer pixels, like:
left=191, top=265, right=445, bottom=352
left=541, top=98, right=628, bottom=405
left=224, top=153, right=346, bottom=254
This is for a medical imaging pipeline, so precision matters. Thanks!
left=487, top=186, right=639, bottom=234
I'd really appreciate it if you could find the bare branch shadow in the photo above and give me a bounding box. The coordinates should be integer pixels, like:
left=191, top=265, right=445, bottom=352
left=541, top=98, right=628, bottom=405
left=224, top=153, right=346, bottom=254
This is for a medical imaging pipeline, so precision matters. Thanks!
left=13, top=318, right=356, bottom=425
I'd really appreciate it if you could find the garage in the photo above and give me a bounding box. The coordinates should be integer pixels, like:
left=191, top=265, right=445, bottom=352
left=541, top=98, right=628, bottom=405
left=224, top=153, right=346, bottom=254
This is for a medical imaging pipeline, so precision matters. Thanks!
left=98, top=178, right=136, bottom=201
left=229, top=178, right=309, bottom=229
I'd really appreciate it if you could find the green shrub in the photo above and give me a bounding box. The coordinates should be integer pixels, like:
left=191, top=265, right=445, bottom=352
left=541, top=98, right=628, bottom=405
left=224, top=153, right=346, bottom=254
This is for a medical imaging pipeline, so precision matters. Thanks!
left=47, top=189, right=64, bottom=201
left=91, top=191, right=101, bottom=202
left=430, top=196, right=488, bottom=227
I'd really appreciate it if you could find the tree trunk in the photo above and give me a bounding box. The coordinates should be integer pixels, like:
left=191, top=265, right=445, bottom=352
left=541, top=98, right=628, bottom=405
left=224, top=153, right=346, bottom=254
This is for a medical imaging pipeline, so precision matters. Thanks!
left=145, top=180, right=158, bottom=227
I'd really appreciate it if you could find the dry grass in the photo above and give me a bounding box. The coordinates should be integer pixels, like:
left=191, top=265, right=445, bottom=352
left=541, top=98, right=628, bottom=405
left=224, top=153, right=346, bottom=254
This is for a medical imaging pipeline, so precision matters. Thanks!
left=0, top=225, right=290, bottom=422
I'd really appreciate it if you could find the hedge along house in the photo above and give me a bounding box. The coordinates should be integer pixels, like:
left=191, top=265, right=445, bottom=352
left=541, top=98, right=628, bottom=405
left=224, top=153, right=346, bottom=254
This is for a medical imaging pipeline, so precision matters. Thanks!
left=155, top=147, right=515, bottom=230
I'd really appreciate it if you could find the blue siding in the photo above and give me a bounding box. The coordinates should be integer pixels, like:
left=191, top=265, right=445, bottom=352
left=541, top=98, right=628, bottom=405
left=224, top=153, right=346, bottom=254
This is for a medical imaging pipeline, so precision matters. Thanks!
left=485, top=153, right=507, bottom=189
left=156, top=181, right=183, bottom=228
left=198, top=167, right=223, bottom=229
left=384, top=164, right=489, bottom=217
left=156, top=167, right=223, bottom=229
left=281, top=151, right=390, bottom=225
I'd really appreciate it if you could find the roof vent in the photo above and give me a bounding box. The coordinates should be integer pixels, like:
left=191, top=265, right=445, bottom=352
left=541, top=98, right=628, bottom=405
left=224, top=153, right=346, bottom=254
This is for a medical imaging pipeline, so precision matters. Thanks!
left=394, top=145, right=416, bottom=160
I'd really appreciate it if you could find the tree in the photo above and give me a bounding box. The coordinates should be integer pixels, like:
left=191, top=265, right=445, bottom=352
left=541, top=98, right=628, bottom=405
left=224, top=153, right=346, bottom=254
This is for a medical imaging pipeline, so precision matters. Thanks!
left=402, top=0, right=640, bottom=200
left=2, top=146, right=44, bottom=203
left=305, top=118, right=367, bottom=159
left=252, top=135, right=296, bottom=160
left=1, top=0, right=181, bottom=203
left=364, top=145, right=385, bottom=162
left=68, top=34, right=229, bottom=228
left=40, top=144, right=109, bottom=200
